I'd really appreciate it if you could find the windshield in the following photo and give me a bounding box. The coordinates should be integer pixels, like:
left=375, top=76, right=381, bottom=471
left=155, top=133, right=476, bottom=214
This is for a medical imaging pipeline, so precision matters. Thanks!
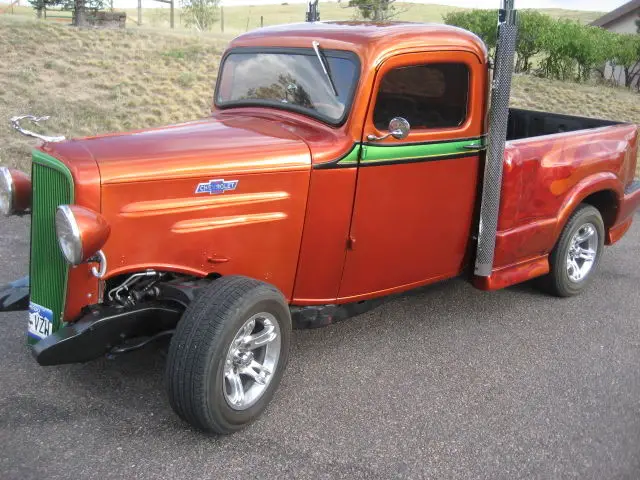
left=215, top=48, right=360, bottom=125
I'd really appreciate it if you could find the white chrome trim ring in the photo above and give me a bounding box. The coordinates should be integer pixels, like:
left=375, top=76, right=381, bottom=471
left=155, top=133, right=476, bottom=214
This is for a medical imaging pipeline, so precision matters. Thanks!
left=0, top=167, right=15, bottom=216
left=55, top=205, right=83, bottom=265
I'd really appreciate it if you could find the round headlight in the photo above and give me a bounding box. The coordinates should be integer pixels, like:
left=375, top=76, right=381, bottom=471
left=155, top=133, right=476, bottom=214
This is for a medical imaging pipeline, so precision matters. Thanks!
left=0, top=167, right=14, bottom=216
left=55, top=205, right=111, bottom=266
left=55, top=205, right=83, bottom=265
left=0, top=167, right=31, bottom=216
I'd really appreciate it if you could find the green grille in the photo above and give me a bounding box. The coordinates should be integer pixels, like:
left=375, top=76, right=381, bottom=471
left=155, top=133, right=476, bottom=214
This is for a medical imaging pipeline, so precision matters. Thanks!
left=28, top=150, right=74, bottom=345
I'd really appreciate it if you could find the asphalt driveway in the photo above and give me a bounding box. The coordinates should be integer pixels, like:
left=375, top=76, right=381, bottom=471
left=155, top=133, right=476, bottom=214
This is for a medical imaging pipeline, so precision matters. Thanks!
left=1, top=214, right=639, bottom=479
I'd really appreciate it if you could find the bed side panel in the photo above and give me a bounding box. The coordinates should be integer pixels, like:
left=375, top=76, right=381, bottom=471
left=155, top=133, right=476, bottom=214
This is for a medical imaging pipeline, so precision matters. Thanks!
left=494, top=124, right=636, bottom=268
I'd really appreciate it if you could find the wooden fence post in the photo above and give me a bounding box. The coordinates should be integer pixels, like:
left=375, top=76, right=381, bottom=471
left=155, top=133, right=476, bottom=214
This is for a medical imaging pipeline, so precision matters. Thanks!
left=220, top=6, right=224, bottom=32
left=260, top=15, right=263, bottom=28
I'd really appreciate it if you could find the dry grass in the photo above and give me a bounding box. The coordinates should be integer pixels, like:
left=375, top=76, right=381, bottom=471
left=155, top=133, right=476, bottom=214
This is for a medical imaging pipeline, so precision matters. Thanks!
left=0, top=16, right=226, bottom=170
left=0, top=15, right=637, bottom=177
left=1, top=2, right=603, bottom=32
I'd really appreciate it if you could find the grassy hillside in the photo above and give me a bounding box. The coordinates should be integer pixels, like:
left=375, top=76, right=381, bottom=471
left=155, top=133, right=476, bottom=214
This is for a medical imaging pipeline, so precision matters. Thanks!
left=0, top=17, right=637, bottom=178
left=1, top=2, right=604, bottom=32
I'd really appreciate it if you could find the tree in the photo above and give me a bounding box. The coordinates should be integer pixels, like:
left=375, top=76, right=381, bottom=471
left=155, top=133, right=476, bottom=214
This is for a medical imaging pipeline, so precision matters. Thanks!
left=29, top=0, right=104, bottom=25
left=515, top=11, right=551, bottom=73
left=443, top=10, right=497, bottom=53
left=28, top=0, right=58, bottom=18
left=181, top=0, right=219, bottom=31
left=610, top=33, right=640, bottom=88
left=348, top=0, right=397, bottom=22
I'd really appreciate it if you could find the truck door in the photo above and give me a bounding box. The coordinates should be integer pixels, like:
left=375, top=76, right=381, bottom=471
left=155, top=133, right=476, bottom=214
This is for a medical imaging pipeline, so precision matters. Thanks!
left=338, top=50, right=487, bottom=300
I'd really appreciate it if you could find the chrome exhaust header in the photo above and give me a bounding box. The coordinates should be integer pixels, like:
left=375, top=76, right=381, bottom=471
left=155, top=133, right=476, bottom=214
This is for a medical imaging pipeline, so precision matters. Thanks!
left=474, top=0, right=518, bottom=277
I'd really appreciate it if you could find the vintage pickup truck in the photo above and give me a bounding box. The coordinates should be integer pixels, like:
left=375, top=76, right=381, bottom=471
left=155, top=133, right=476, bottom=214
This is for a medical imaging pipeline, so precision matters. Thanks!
left=1, top=1, right=639, bottom=433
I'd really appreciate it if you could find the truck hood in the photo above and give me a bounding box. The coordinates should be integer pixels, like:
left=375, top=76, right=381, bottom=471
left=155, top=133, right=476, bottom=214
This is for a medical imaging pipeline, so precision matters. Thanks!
left=48, top=115, right=311, bottom=185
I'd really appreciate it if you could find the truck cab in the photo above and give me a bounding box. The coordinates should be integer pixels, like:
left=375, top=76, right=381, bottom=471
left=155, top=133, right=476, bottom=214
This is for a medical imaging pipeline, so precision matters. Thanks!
left=1, top=18, right=639, bottom=434
left=219, top=22, right=490, bottom=304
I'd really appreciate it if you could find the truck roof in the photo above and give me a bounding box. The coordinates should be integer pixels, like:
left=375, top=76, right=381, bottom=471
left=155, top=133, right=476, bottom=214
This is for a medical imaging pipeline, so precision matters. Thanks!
left=229, top=21, right=488, bottom=65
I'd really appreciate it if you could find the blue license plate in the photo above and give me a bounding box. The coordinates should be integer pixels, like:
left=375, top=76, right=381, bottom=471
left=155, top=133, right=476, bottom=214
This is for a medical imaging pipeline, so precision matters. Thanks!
left=28, top=302, right=53, bottom=340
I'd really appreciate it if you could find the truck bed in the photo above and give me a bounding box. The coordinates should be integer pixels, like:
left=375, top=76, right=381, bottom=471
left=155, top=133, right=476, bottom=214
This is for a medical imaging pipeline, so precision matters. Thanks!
left=507, top=108, right=622, bottom=141
left=490, top=110, right=639, bottom=282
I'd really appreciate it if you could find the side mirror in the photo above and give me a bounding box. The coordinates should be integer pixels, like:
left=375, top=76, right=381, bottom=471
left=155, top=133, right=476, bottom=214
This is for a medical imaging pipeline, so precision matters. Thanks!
left=388, top=117, right=410, bottom=139
left=367, top=117, right=411, bottom=142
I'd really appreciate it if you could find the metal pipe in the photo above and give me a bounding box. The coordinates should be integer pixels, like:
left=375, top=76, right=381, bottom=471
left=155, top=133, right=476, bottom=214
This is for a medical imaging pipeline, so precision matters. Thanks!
left=474, top=0, right=518, bottom=277
left=306, top=0, right=319, bottom=22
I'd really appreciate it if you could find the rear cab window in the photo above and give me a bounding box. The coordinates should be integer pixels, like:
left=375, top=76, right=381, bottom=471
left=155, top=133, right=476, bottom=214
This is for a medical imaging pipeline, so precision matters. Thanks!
left=373, top=63, right=470, bottom=131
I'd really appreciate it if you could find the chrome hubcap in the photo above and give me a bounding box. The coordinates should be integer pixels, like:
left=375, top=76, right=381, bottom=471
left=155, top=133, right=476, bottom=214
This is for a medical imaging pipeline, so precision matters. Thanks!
left=223, top=313, right=281, bottom=410
left=566, top=222, right=598, bottom=283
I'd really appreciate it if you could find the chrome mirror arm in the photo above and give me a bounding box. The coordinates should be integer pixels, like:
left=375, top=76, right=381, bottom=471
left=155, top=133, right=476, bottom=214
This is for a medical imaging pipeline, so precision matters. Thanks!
left=367, top=129, right=404, bottom=142
left=366, top=117, right=411, bottom=143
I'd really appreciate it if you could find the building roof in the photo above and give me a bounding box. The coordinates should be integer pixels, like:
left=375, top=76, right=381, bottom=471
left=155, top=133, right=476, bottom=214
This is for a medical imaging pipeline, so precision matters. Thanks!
left=590, top=0, right=640, bottom=28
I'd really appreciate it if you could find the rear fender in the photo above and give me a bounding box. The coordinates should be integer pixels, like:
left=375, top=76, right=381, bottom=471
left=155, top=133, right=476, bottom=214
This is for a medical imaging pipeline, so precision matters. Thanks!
left=553, top=173, right=622, bottom=244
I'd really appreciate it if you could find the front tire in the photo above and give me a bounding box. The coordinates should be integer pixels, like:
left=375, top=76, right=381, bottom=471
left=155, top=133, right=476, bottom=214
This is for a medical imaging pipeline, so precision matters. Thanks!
left=543, top=204, right=605, bottom=297
left=166, top=276, right=291, bottom=434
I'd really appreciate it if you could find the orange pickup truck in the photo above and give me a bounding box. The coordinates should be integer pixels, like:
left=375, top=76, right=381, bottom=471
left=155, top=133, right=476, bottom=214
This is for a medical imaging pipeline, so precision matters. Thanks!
left=1, top=1, right=639, bottom=433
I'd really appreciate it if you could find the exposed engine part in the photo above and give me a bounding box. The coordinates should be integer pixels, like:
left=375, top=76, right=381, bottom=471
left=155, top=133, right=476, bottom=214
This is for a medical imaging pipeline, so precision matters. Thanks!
left=108, top=270, right=163, bottom=307
left=10, top=115, right=66, bottom=143
left=157, top=278, right=207, bottom=308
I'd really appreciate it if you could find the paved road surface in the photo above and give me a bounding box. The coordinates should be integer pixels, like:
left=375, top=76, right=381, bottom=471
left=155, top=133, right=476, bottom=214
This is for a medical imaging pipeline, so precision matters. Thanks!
left=1, top=214, right=639, bottom=479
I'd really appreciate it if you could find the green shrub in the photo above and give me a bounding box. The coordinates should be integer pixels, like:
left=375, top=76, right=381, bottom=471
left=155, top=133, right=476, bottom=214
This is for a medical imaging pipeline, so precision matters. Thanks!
left=444, top=9, right=640, bottom=88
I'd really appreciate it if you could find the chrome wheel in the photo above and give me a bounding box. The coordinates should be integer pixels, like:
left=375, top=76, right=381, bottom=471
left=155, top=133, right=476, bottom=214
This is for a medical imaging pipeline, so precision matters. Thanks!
left=566, top=222, right=598, bottom=283
left=223, top=313, right=281, bottom=411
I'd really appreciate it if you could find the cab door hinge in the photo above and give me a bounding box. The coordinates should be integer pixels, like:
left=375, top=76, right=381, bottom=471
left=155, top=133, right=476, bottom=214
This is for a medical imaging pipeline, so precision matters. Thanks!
left=360, top=144, right=368, bottom=161
left=347, top=235, right=356, bottom=250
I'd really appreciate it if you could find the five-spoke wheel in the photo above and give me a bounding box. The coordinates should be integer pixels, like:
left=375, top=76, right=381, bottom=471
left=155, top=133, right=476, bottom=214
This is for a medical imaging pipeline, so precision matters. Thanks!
left=565, top=222, right=598, bottom=283
left=223, top=313, right=281, bottom=410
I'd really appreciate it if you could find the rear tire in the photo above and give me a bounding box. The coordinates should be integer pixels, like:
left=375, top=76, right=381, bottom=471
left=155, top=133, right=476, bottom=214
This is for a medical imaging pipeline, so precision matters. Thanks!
left=165, top=276, right=291, bottom=434
left=541, top=204, right=604, bottom=297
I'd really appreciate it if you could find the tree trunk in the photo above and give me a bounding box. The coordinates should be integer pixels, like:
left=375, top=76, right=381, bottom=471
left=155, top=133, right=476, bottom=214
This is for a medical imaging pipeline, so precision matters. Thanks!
left=624, top=66, right=632, bottom=88
left=74, top=0, right=87, bottom=26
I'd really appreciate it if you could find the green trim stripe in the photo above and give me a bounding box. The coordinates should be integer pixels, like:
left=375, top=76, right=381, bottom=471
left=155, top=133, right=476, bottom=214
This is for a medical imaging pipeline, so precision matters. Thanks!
left=28, top=150, right=74, bottom=345
left=334, top=144, right=360, bottom=167
left=327, top=137, right=485, bottom=168
left=361, top=137, right=485, bottom=164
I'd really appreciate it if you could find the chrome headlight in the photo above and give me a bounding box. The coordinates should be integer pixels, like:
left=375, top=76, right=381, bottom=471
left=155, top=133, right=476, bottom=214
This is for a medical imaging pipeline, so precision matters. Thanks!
left=0, top=167, right=14, bottom=216
left=55, top=205, right=111, bottom=267
left=55, top=205, right=83, bottom=265
left=0, top=167, right=31, bottom=216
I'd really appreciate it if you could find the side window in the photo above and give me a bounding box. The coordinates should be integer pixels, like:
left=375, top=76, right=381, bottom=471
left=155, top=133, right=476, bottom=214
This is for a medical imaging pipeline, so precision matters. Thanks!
left=373, top=63, right=469, bottom=131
